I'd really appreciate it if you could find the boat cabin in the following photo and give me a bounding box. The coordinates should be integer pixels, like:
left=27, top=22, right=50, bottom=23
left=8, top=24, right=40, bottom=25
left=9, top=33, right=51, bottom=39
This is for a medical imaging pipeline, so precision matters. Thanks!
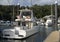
left=15, top=9, right=37, bottom=29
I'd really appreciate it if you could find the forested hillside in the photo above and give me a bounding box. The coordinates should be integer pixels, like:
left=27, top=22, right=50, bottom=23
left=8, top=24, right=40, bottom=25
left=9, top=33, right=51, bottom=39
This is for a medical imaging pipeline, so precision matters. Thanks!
left=0, top=4, right=60, bottom=21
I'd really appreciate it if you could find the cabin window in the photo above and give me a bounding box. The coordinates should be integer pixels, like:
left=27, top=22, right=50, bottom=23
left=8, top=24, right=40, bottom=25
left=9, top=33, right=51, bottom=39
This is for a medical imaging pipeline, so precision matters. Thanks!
left=22, top=22, right=26, bottom=26
left=33, top=22, right=38, bottom=26
left=17, top=22, right=26, bottom=26
left=21, top=11, right=31, bottom=18
left=18, top=21, right=20, bottom=26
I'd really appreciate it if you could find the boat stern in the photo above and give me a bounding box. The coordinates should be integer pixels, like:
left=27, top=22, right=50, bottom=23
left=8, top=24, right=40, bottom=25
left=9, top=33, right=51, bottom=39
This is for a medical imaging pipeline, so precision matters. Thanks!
left=2, top=29, right=26, bottom=39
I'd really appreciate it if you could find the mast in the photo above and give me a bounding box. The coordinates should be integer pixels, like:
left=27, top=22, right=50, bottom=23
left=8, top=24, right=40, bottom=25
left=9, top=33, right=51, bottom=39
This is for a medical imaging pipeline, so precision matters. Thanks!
left=51, top=3, right=53, bottom=16
left=49, top=0, right=54, bottom=30
left=31, top=0, right=32, bottom=6
left=55, top=1, right=58, bottom=30
left=7, top=0, right=15, bottom=21
left=17, top=3, right=20, bottom=15
left=12, top=6, right=15, bottom=21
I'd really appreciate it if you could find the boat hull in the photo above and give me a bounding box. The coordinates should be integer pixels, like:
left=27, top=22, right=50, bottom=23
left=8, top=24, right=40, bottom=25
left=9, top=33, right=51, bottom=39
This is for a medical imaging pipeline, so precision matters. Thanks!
left=2, top=26, right=39, bottom=39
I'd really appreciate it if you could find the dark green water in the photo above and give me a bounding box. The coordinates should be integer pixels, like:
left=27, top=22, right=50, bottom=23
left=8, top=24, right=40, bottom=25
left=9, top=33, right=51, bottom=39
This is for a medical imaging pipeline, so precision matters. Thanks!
left=0, top=26, right=58, bottom=42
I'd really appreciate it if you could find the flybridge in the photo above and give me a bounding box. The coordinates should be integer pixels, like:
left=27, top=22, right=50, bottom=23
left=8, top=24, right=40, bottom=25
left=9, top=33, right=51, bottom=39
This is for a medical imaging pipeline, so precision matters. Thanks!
left=15, top=8, right=34, bottom=21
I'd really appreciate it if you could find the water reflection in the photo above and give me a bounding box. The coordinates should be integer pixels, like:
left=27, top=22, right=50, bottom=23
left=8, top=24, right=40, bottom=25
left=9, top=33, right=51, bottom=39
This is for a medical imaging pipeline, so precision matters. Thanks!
left=45, top=26, right=54, bottom=36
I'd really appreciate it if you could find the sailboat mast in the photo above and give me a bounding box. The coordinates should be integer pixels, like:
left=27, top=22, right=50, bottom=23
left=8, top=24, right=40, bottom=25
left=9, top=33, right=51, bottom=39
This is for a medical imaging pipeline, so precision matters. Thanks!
left=17, top=3, right=20, bottom=15
left=55, top=1, right=58, bottom=30
left=31, top=0, right=32, bottom=6
left=51, top=4, right=53, bottom=16
left=12, top=6, right=15, bottom=21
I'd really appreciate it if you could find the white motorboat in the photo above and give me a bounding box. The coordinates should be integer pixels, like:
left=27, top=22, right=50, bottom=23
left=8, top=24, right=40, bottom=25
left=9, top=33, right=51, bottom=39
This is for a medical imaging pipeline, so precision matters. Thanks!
left=58, top=18, right=60, bottom=27
left=0, top=20, right=12, bottom=26
left=44, top=15, right=53, bottom=27
left=2, top=9, right=40, bottom=39
left=40, top=19, right=45, bottom=26
left=45, top=18, right=52, bottom=27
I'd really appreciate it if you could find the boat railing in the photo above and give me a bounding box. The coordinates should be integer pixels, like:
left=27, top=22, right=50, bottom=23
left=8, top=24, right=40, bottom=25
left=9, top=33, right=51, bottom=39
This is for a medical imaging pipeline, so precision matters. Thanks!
left=20, top=26, right=29, bottom=30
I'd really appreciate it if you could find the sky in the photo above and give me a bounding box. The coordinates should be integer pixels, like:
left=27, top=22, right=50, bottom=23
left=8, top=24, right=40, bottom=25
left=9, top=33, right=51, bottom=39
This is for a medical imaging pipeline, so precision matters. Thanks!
left=0, top=0, right=60, bottom=6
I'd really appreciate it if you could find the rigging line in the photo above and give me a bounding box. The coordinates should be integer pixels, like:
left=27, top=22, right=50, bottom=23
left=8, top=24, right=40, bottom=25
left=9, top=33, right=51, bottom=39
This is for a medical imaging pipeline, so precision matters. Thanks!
left=22, top=0, right=29, bottom=7
left=7, top=0, right=10, bottom=5
left=23, top=0, right=28, bottom=6
left=30, top=0, right=40, bottom=6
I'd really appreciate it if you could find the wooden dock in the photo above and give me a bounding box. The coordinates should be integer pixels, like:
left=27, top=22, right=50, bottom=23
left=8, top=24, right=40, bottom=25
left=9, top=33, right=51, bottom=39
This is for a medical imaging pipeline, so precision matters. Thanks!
left=44, top=31, right=59, bottom=42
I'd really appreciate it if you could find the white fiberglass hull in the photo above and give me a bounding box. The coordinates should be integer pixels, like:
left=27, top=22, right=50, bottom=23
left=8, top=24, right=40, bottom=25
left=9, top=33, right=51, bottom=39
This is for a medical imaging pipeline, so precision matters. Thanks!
left=45, top=19, right=52, bottom=27
left=2, top=26, right=39, bottom=39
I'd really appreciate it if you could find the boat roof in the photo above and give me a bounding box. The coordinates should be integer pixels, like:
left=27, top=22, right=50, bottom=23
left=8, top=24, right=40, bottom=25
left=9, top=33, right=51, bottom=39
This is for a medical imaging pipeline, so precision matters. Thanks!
left=19, top=8, right=32, bottom=12
left=43, top=15, right=54, bottom=19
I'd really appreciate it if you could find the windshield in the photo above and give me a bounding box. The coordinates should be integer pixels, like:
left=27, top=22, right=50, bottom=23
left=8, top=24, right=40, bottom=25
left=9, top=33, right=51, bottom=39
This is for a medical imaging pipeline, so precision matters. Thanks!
left=21, top=11, right=31, bottom=18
